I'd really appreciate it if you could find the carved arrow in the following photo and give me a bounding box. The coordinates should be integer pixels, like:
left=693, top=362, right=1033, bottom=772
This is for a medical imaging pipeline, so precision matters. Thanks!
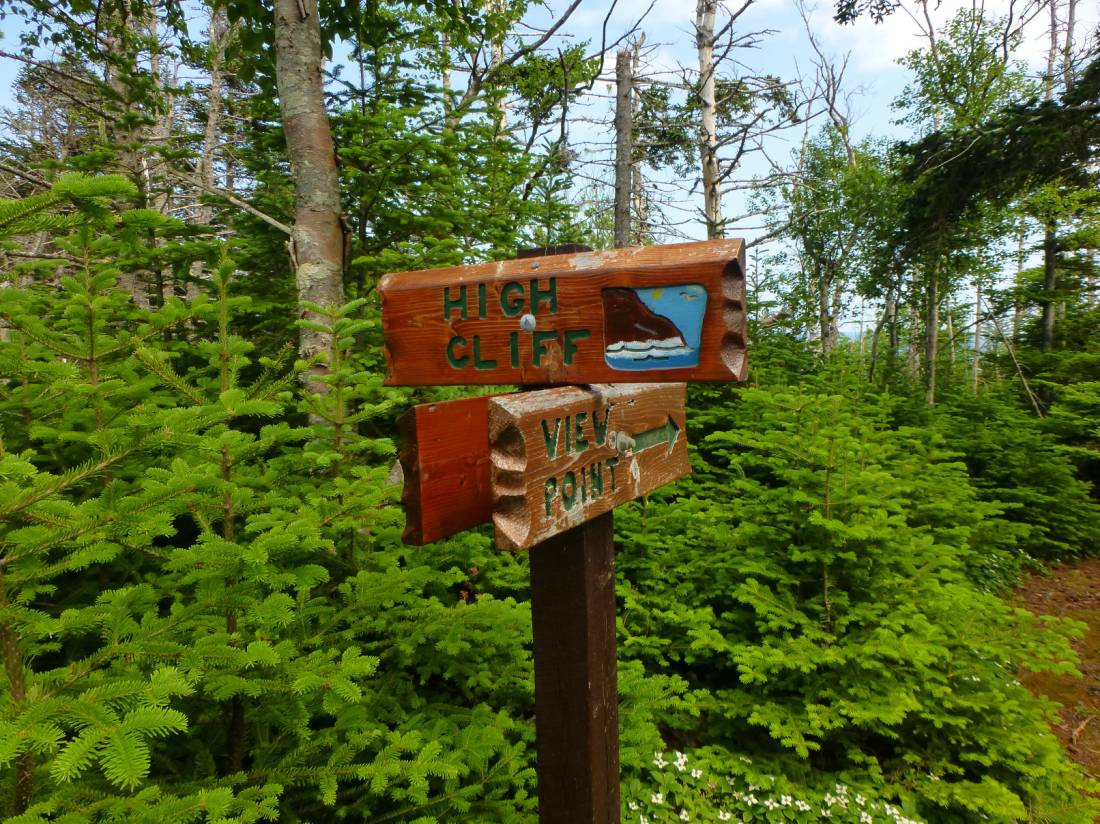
left=614, top=416, right=681, bottom=457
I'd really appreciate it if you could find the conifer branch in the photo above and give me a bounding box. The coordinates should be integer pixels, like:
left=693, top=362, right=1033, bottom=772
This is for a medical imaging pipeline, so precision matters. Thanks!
left=134, top=348, right=209, bottom=406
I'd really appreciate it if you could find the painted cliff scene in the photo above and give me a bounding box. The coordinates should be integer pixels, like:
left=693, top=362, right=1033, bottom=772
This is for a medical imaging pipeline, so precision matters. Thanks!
left=602, top=284, right=707, bottom=370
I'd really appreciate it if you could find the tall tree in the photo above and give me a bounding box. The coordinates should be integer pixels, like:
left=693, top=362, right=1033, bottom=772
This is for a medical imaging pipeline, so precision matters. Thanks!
left=272, top=0, right=345, bottom=385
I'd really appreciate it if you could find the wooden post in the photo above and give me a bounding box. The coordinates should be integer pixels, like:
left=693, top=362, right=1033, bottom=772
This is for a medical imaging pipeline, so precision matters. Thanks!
left=520, top=244, right=621, bottom=824
left=530, top=513, right=619, bottom=824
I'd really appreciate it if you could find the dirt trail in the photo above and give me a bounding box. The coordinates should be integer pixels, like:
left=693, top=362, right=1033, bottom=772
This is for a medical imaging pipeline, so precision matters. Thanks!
left=1017, top=559, right=1100, bottom=784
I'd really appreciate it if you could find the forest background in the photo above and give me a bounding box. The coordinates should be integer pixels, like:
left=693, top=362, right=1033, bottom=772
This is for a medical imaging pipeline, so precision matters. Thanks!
left=0, top=0, right=1098, bottom=821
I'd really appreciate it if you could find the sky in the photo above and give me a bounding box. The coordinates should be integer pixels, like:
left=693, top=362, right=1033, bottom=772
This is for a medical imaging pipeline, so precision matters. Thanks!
left=0, top=0, right=1093, bottom=252
left=525, top=0, right=1097, bottom=244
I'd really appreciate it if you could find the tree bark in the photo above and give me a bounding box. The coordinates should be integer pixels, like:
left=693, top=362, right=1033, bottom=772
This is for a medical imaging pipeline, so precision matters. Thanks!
left=273, top=0, right=345, bottom=384
left=490, top=0, right=507, bottom=134
left=868, top=293, right=893, bottom=384
left=695, top=0, right=722, bottom=239
left=187, top=8, right=233, bottom=299
left=1013, top=220, right=1026, bottom=342
left=972, top=277, right=981, bottom=392
left=1046, top=0, right=1059, bottom=100
left=613, top=49, right=633, bottom=249
left=1063, top=0, right=1077, bottom=91
left=1041, top=222, right=1057, bottom=352
left=925, top=267, right=939, bottom=405
left=630, top=40, right=647, bottom=246
left=817, top=266, right=835, bottom=355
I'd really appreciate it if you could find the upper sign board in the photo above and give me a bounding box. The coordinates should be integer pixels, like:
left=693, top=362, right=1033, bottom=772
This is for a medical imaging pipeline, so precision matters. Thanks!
left=489, top=383, right=690, bottom=550
left=379, top=239, right=746, bottom=386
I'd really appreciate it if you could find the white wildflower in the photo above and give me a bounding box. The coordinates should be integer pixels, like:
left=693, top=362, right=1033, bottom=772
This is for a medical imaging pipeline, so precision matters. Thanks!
left=651, top=792, right=663, bottom=805
left=690, top=768, right=702, bottom=779
left=679, top=810, right=690, bottom=821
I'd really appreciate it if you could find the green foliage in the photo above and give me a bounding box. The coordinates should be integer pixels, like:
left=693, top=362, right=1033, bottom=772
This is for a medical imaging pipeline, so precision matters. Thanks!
left=0, top=182, right=537, bottom=821
left=2, top=0, right=1100, bottom=818
left=616, top=374, right=1099, bottom=823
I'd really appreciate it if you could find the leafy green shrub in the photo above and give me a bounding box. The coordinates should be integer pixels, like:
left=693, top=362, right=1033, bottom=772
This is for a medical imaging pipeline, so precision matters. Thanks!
left=616, top=383, right=1098, bottom=823
left=934, top=390, right=1100, bottom=563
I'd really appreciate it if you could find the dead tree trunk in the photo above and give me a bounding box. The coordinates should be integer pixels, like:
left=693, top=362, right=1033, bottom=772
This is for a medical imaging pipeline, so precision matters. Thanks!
left=630, top=39, right=647, bottom=245
left=273, top=0, right=346, bottom=385
left=695, top=0, right=722, bottom=239
left=613, top=49, right=633, bottom=249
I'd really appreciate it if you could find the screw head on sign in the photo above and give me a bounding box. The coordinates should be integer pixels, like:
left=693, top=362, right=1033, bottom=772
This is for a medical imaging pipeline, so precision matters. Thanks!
left=520, top=313, right=537, bottom=332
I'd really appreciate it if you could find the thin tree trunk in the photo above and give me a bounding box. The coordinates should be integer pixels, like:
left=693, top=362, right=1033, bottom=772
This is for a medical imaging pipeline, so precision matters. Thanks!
left=104, top=10, right=154, bottom=308
left=868, top=292, right=893, bottom=384
left=1013, top=220, right=1026, bottom=342
left=490, top=0, right=507, bottom=134
left=273, top=0, right=346, bottom=385
left=925, top=267, right=939, bottom=405
left=1063, top=0, right=1077, bottom=91
left=695, top=0, right=722, bottom=239
left=1047, top=0, right=1059, bottom=100
left=630, top=39, right=646, bottom=245
left=613, top=49, right=633, bottom=249
left=0, top=573, right=32, bottom=815
left=1041, top=222, right=1057, bottom=352
left=945, top=294, right=956, bottom=367
left=817, top=267, right=835, bottom=355
left=991, top=313, right=1045, bottom=417
left=441, top=32, right=456, bottom=131
left=187, top=8, right=232, bottom=298
left=972, top=277, right=981, bottom=392
left=887, top=291, right=898, bottom=373
left=857, top=298, right=865, bottom=357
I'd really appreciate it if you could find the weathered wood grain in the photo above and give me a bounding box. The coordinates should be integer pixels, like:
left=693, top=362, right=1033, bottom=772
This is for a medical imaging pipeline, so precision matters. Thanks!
left=530, top=513, right=619, bottom=823
left=380, top=239, right=746, bottom=386
left=489, top=383, right=690, bottom=550
left=397, top=394, right=492, bottom=545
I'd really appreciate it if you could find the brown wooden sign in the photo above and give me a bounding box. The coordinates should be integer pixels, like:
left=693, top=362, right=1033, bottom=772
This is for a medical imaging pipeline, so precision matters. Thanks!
left=397, top=394, right=493, bottom=545
left=488, top=383, right=690, bottom=550
left=380, top=239, right=746, bottom=386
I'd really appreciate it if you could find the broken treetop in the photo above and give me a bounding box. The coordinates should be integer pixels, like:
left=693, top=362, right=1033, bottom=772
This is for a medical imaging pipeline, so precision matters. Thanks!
left=379, top=239, right=747, bottom=386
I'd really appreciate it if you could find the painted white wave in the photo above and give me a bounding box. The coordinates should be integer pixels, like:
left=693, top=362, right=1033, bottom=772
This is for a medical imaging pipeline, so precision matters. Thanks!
left=606, top=337, right=693, bottom=360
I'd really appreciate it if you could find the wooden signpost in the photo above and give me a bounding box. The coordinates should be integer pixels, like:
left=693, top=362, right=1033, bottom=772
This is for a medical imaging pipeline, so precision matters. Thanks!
left=382, top=240, right=746, bottom=824
left=380, top=239, right=746, bottom=386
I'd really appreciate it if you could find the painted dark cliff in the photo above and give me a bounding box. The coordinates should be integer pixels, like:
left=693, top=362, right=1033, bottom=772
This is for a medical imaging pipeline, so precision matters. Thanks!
left=602, top=288, right=686, bottom=347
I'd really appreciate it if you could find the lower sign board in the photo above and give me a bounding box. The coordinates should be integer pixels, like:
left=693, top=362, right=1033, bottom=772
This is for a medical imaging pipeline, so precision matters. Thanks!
left=489, top=383, right=690, bottom=550
left=380, top=239, right=746, bottom=386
